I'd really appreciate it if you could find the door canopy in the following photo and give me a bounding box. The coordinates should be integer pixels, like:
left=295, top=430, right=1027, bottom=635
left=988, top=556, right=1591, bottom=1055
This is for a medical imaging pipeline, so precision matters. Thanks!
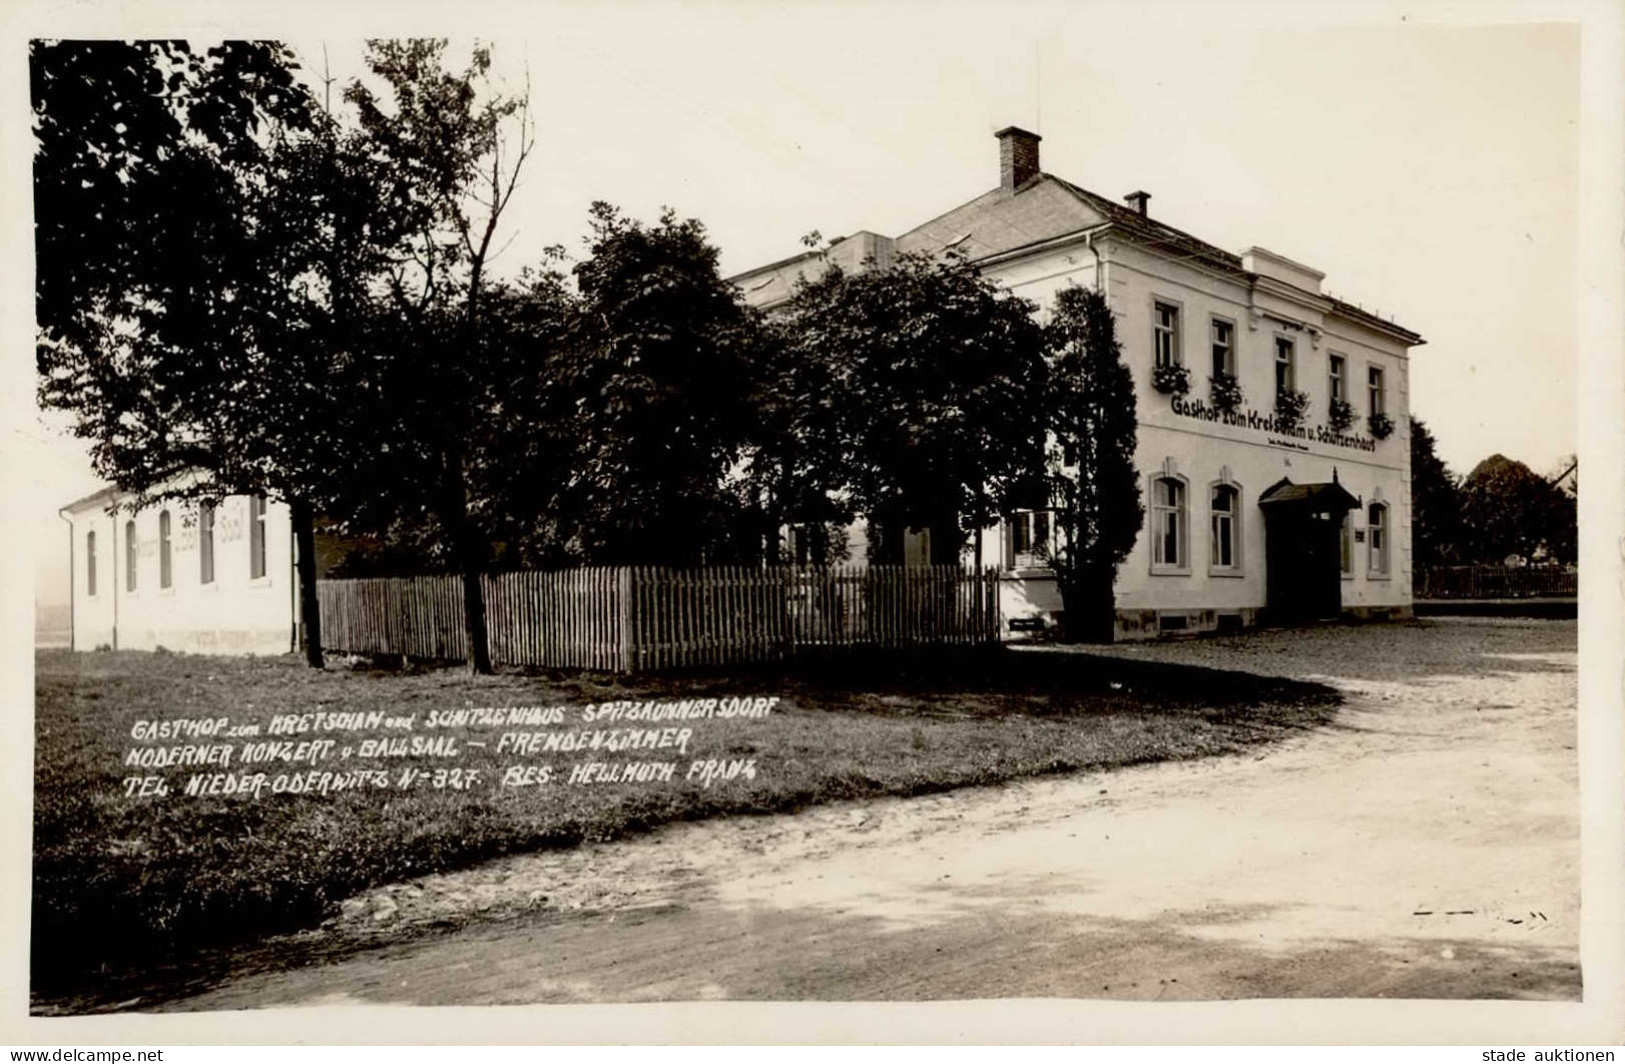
left=1257, top=475, right=1361, bottom=516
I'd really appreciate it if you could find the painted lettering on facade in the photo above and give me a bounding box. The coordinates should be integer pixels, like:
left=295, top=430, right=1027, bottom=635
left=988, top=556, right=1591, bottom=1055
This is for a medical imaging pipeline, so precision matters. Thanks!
left=1169, top=395, right=1378, bottom=453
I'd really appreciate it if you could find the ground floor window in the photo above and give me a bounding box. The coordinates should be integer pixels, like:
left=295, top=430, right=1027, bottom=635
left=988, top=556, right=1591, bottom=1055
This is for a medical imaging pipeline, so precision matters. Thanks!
left=1210, top=483, right=1239, bottom=572
left=1368, top=502, right=1389, bottom=575
left=125, top=520, right=137, bottom=592
left=159, top=510, right=172, bottom=589
left=1152, top=477, right=1187, bottom=570
left=250, top=496, right=268, bottom=580
left=86, top=530, right=96, bottom=597
left=1007, top=509, right=1056, bottom=570
left=1339, top=512, right=1353, bottom=575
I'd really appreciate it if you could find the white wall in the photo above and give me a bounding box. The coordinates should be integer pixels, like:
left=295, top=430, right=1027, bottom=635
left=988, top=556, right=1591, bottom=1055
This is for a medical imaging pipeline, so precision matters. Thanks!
left=975, top=236, right=1414, bottom=631
left=67, top=495, right=296, bottom=655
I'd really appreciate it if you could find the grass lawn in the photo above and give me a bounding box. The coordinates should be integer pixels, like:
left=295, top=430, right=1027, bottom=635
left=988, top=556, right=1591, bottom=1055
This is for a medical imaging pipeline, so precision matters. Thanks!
left=33, top=645, right=1337, bottom=997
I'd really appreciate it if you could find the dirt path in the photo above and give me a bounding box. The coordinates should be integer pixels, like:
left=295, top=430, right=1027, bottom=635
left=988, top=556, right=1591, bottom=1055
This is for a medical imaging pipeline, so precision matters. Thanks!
left=167, top=618, right=1579, bottom=1008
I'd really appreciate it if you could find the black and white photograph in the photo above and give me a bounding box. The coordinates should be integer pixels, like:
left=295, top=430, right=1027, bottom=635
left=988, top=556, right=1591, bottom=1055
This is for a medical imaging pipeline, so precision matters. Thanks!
left=5, top=0, right=1623, bottom=1046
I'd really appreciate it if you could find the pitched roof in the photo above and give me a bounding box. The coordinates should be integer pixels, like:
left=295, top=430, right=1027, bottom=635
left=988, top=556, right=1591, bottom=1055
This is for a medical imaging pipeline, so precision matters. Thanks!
left=61, top=484, right=122, bottom=513
left=895, top=172, right=1422, bottom=345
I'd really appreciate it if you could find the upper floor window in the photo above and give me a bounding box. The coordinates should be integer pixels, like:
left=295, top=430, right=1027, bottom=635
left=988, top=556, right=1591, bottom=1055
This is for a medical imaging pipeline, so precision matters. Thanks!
left=1329, top=353, right=1347, bottom=403
left=1007, top=509, right=1056, bottom=570
left=1368, top=502, right=1390, bottom=576
left=1153, top=301, right=1181, bottom=368
left=86, top=530, right=97, bottom=597
left=1151, top=477, right=1187, bottom=570
left=125, top=520, right=138, bottom=592
left=1368, top=365, right=1386, bottom=416
left=1210, top=317, right=1234, bottom=377
left=199, top=502, right=216, bottom=585
left=158, top=510, right=172, bottom=589
left=1210, top=483, right=1240, bottom=572
left=249, top=496, right=268, bottom=580
left=1274, top=337, right=1296, bottom=398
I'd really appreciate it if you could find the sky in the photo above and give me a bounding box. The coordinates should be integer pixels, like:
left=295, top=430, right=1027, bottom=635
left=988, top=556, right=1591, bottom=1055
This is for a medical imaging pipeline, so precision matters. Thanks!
left=4, top=3, right=1593, bottom=610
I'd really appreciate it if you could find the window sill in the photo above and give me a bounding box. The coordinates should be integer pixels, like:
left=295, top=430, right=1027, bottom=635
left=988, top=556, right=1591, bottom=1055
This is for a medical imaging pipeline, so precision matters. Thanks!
left=248, top=576, right=274, bottom=589
left=1207, top=568, right=1245, bottom=579
left=1004, top=566, right=1056, bottom=580
left=158, top=587, right=175, bottom=597
left=1368, top=572, right=1392, bottom=582
left=1341, top=572, right=1355, bottom=581
left=1149, top=565, right=1191, bottom=577
left=198, top=581, right=219, bottom=594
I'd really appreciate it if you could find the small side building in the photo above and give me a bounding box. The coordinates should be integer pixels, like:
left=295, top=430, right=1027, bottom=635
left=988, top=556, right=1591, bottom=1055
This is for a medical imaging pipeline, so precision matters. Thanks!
left=59, top=487, right=299, bottom=654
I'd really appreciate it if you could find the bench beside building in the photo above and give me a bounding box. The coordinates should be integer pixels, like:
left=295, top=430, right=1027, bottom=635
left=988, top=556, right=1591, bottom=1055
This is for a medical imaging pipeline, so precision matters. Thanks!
left=731, top=126, right=1424, bottom=640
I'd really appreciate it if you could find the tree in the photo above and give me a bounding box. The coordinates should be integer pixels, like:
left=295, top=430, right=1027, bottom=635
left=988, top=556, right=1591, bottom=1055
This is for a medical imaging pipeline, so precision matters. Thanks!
left=344, top=39, right=537, bottom=673
left=1459, top=453, right=1574, bottom=564
left=1042, top=286, right=1143, bottom=643
left=551, top=204, right=769, bottom=566
left=1409, top=416, right=1463, bottom=567
left=780, top=252, right=1049, bottom=564
left=31, top=39, right=378, bottom=668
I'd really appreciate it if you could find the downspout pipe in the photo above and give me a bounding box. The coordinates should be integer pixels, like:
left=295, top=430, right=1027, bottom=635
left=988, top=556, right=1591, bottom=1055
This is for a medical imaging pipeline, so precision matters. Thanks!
left=57, top=508, right=73, bottom=652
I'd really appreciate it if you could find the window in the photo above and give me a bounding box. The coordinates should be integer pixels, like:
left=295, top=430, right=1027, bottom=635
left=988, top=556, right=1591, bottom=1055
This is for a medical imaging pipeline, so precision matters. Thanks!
left=1368, top=365, right=1385, bottom=416
left=1339, top=512, right=1353, bottom=576
left=249, top=496, right=268, bottom=580
left=158, top=510, right=172, bottom=589
left=1329, top=353, right=1346, bottom=403
left=1368, top=502, right=1389, bottom=576
left=1274, top=337, right=1296, bottom=398
left=125, top=520, right=137, bottom=592
left=1153, top=301, right=1181, bottom=368
left=1210, top=483, right=1239, bottom=571
left=1151, top=477, right=1187, bottom=569
left=199, top=502, right=215, bottom=584
left=1008, top=510, right=1055, bottom=569
left=1210, top=318, right=1234, bottom=377
left=86, top=531, right=97, bottom=597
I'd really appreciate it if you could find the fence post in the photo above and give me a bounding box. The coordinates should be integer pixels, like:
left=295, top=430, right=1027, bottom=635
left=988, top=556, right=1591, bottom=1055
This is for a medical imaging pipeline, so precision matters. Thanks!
left=618, top=566, right=633, bottom=674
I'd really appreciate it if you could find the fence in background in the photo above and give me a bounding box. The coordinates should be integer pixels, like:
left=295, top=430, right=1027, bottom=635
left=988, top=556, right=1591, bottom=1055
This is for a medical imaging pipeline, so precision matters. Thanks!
left=316, top=564, right=1001, bottom=672
left=1412, top=564, right=1577, bottom=600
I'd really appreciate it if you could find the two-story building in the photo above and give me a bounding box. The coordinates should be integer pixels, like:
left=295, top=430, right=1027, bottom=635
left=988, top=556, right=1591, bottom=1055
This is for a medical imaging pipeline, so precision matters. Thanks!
left=59, top=485, right=299, bottom=654
left=732, top=126, right=1424, bottom=639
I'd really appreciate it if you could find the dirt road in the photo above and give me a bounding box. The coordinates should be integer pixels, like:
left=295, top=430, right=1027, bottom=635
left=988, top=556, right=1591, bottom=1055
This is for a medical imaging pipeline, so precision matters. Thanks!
left=169, top=618, right=1578, bottom=1009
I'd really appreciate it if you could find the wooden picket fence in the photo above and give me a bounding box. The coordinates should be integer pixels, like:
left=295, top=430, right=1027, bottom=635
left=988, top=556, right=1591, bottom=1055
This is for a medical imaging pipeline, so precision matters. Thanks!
left=1413, top=564, right=1577, bottom=600
left=317, top=564, right=1001, bottom=673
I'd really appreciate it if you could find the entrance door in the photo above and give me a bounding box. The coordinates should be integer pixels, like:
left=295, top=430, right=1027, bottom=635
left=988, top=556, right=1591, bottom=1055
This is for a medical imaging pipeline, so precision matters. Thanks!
left=1264, top=509, right=1343, bottom=622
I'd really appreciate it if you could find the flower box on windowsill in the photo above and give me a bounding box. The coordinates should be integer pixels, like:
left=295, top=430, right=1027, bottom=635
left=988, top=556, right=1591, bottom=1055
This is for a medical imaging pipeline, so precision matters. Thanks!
left=1368, top=412, right=1395, bottom=440
left=1210, top=372, right=1244, bottom=414
left=1152, top=363, right=1191, bottom=397
left=1328, top=397, right=1356, bottom=433
left=1274, top=388, right=1310, bottom=430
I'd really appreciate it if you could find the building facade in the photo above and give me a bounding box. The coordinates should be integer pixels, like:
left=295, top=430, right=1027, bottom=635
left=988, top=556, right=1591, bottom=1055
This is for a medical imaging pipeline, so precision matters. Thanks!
left=733, top=126, right=1424, bottom=639
left=60, top=486, right=299, bottom=654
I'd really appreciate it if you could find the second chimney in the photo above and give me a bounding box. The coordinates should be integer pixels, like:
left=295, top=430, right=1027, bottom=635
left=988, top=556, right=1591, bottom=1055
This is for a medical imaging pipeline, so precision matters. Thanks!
left=1124, top=190, right=1151, bottom=217
left=995, top=126, right=1042, bottom=191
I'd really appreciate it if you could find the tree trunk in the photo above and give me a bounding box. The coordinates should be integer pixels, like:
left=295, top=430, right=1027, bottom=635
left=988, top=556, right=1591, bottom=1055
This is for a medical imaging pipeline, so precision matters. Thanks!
left=441, top=444, right=493, bottom=675
left=289, top=496, right=324, bottom=668
left=1059, top=564, right=1117, bottom=644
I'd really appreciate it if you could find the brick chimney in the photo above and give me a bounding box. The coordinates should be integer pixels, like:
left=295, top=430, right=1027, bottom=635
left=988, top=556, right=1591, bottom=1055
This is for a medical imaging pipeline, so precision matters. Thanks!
left=1124, top=190, right=1151, bottom=217
left=995, top=126, right=1042, bottom=191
